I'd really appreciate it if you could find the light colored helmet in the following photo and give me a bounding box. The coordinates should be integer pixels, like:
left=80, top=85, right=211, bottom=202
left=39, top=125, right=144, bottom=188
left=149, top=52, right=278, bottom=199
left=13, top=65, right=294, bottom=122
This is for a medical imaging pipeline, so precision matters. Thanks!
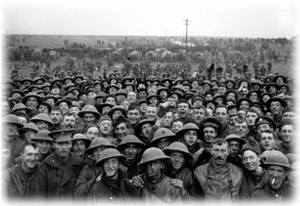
left=138, top=147, right=169, bottom=167
left=151, top=128, right=175, bottom=144
left=96, top=148, right=124, bottom=166
left=261, top=150, right=290, bottom=169
left=163, top=141, right=192, bottom=161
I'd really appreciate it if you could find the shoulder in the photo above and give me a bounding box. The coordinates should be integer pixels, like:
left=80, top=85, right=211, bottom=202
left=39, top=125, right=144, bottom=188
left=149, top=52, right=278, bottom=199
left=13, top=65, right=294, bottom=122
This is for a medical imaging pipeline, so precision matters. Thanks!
left=229, top=163, right=243, bottom=174
left=42, top=153, right=58, bottom=168
left=194, top=163, right=209, bottom=174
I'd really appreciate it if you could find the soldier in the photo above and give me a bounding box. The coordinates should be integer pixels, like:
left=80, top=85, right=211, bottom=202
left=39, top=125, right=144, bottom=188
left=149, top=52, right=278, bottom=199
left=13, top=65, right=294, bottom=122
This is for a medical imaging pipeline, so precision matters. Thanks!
left=32, top=129, right=84, bottom=198
left=117, top=135, right=145, bottom=179
left=31, top=130, right=53, bottom=162
left=278, top=120, right=294, bottom=154
left=71, top=133, right=91, bottom=159
left=30, top=113, right=53, bottom=130
left=225, top=134, right=246, bottom=168
left=74, top=137, right=116, bottom=198
left=88, top=148, right=137, bottom=200
left=252, top=150, right=292, bottom=199
left=134, top=147, right=188, bottom=201
left=77, top=104, right=100, bottom=125
left=194, top=138, right=245, bottom=200
left=21, top=92, right=42, bottom=117
left=163, top=142, right=200, bottom=198
left=7, top=143, right=40, bottom=198
left=151, top=128, right=175, bottom=150
left=240, top=144, right=268, bottom=198
left=4, top=114, right=25, bottom=167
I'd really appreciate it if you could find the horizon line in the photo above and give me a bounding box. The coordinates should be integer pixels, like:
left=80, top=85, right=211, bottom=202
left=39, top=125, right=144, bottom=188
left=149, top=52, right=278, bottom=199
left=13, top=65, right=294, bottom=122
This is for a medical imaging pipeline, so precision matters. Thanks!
left=5, top=33, right=295, bottom=39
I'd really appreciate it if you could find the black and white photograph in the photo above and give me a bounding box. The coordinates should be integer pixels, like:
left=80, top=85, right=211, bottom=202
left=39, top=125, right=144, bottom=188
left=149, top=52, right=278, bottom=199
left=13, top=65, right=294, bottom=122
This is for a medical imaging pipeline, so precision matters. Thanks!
left=1, top=0, right=298, bottom=204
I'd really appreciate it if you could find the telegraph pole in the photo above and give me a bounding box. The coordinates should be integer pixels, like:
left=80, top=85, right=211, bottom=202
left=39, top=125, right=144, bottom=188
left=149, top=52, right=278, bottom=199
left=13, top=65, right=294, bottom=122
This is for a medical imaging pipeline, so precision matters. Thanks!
left=185, top=19, right=189, bottom=51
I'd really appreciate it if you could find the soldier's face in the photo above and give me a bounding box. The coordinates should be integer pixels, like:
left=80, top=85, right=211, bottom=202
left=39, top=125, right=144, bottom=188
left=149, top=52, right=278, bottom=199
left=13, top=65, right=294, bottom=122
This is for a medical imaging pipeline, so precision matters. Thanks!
left=210, top=143, right=229, bottom=166
left=35, top=121, right=49, bottom=130
left=124, top=144, right=140, bottom=161
left=82, top=113, right=96, bottom=124
left=184, top=130, right=198, bottom=146
left=22, top=145, right=40, bottom=169
left=72, top=140, right=87, bottom=156
left=146, top=160, right=164, bottom=178
left=99, top=120, right=112, bottom=135
left=141, top=123, right=152, bottom=138
left=86, top=127, right=100, bottom=141
left=34, top=140, right=52, bottom=154
left=242, top=150, right=260, bottom=172
left=270, top=101, right=283, bottom=115
left=171, top=121, right=183, bottom=134
left=115, top=123, right=130, bottom=140
left=260, top=132, right=275, bottom=151
left=92, top=147, right=106, bottom=161
left=6, top=124, right=19, bottom=136
left=245, top=112, right=258, bottom=126
left=203, top=127, right=217, bottom=143
left=170, top=152, right=185, bottom=170
left=55, top=141, right=72, bottom=157
left=280, top=125, right=293, bottom=143
left=26, top=97, right=38, bottom=110
left=127, top=109, right=141, bottom=125
left=50, top=110, right=63, bottom=124
left=228, top=141, right=241, bottom=156
left=267, top=165, right=287, bottom=190
left=103, top=158, right=119, bottom=177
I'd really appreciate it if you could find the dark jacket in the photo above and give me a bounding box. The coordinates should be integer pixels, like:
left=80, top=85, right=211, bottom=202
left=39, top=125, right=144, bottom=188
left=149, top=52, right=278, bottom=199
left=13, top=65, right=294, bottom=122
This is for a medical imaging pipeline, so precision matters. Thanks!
left=31, top=152, right=84, bottom=198
left=74, top=159, right=102, bottom=198
left=140, top=175, right=185, bottom=202
left=166, top=165, right=202, bottom=198
left=252, top=181, right=293, bottom=200
left=194, top=160, right=245, bottom=200
left=7, top=162, right=38, bottom=198
left=7, top=135, right=26, bottom=168
left=239, top=168, right=269, bottom=198
left=89, top=169, right=138, bottom=200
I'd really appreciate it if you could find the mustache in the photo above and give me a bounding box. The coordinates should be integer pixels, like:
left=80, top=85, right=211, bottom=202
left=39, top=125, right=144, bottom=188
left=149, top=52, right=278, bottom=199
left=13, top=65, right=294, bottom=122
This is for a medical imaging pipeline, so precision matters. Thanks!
left=215, top=156, right=225, bottom=160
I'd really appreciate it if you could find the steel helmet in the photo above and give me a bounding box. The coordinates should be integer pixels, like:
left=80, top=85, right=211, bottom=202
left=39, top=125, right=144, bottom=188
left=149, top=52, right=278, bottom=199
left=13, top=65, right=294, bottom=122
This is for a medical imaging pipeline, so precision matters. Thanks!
left=77, top=104, right=100, bottom=119
left=138, top=147, right=169, bottom=168
left=163, top=141, right=192, bottom=161
left=31, top=130, right=53, bottom=142
left=86, top=137, right=116, bottom=154
left=117, top=135, right=146, bottom=150
left=176, top=123, right=200, bottom=139
left=261, top=150, right=290, bottom=169
left=151, top=128, right=175, bottom=144
left=4, top=114, right=24, bottom=127
left=30, top=113, right=53, bottom=126
left=96, top=148, right=125, bottom=166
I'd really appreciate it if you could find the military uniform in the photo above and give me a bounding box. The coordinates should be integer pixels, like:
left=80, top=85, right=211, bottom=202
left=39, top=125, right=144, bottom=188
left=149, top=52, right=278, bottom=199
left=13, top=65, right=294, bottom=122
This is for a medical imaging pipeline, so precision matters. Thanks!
left=31, top=152, right=83, bottom=198
left=194, top=160, right=245, bottom=200
left=7, top=162, right=37, bottom=198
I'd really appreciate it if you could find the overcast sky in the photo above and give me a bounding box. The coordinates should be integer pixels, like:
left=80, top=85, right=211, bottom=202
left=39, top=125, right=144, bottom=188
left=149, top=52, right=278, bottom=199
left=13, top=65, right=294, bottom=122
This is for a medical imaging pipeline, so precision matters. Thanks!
left=1, top=0, right=298, bottom=38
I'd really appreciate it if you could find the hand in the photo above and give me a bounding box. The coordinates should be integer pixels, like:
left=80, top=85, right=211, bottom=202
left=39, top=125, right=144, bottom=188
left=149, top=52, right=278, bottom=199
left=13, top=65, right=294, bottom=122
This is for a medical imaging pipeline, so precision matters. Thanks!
left=95, top=172, right=103, bottom=182
left=170, top=178, right=184, bottom=189
left=131, top=175, right=145, bottom=188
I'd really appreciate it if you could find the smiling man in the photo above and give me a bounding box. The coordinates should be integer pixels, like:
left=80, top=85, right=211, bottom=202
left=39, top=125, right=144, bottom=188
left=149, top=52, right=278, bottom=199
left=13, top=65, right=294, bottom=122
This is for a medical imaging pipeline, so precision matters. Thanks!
left=7, top=143, right=40, bottom=198
left=240, top=144, right=268, bottom=198
left=89, top=148, right=137, bottom=200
